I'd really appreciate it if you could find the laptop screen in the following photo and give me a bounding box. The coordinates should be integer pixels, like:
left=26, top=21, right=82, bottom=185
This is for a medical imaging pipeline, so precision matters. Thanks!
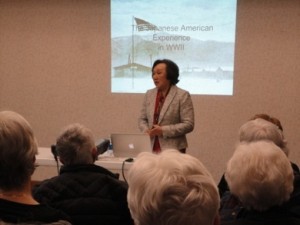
left=110, top=133, right=152, bottom=158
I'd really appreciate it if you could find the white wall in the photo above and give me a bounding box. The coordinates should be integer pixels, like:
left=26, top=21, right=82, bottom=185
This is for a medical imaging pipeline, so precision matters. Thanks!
left=0, top=0, right=299, bottom=181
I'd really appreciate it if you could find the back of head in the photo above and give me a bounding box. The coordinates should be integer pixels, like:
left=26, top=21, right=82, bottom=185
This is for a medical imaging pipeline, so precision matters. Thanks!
left=225, top=141, right=294, bottom=211
left=250, top=113, right=283, bottom=131
left=239, top=118, right=288, bottom=155
left=56, top=123, right=96, bottom=166
left=0, top=111, right=37, bottom=191
left=127, top=149, right=220, bottom=225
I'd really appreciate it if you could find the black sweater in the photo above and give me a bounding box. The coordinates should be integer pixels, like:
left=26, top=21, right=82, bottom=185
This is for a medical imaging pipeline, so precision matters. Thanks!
left=32, top=164, right=134, bottom=225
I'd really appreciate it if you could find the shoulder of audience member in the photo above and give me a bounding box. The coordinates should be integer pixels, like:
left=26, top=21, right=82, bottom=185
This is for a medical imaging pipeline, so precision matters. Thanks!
left=0, top=221, right=72, bottom=225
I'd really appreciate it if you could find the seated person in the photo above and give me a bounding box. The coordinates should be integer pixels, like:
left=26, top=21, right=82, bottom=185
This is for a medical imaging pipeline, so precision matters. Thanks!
left=0, top=110, right=71, bottom=225
left=220, top=141, right=300, bottom=224
left=127, top=149, right=220, bottom=225
left=32, top=123, right=134, bottom=225
left=218, top=116, right=298, bottom=197
left=249, top=113, right=299, bottom=172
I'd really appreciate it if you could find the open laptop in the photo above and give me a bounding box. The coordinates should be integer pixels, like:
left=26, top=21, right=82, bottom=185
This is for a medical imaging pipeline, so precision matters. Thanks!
left=110, top=133, right=152, bottom=160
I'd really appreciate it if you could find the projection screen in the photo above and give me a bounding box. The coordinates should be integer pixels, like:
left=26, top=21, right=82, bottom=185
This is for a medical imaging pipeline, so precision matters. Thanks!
left=111, top=0, right=237, bottom=95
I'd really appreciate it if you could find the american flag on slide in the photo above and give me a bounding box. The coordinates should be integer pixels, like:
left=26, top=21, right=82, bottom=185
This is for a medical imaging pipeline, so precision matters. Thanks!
left=134, top=17, right=159, bottom=32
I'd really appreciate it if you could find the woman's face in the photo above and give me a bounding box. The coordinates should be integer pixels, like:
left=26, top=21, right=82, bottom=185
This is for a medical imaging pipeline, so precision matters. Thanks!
left=152, top=63, right=171, bottom=91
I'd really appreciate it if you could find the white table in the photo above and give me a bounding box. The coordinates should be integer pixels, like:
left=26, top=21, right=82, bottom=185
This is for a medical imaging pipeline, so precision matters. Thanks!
left=32, top=147, right=133, bottom=181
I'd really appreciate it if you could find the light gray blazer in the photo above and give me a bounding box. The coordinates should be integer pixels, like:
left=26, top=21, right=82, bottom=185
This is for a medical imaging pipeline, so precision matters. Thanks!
left=138, top=85, right=194, bottom=150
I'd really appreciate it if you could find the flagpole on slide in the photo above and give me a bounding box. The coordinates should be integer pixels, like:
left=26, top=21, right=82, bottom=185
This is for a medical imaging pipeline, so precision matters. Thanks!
left=131, top=16, right=135, bottom=89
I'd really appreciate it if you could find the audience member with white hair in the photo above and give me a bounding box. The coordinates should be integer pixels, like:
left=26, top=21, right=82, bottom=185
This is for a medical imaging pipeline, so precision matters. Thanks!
left=220, top=141, right=300, bottom=224
left=218, top=117, right=299, bottom=197
left=33, top=123, right=134, bottom=225
left=127, top=149, right=220, bottom=225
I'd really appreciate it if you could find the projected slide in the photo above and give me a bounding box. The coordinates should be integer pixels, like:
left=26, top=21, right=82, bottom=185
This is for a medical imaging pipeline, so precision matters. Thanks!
left=111, top=0, right=237, bottom=95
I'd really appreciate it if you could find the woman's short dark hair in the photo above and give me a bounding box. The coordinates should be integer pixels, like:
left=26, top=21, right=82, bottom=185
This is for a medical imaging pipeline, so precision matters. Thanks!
left=152, top=59, right=180, bottom=85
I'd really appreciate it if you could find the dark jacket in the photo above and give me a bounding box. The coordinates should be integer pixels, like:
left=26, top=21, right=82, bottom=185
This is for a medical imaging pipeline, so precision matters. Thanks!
left=0, top=198, right=71, bottom=225
left=32, top=164, right=134, bottom=225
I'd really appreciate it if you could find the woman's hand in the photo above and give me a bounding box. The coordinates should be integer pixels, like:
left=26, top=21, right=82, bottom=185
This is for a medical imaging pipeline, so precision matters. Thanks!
left=147, top=125, right=162, bottom=137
